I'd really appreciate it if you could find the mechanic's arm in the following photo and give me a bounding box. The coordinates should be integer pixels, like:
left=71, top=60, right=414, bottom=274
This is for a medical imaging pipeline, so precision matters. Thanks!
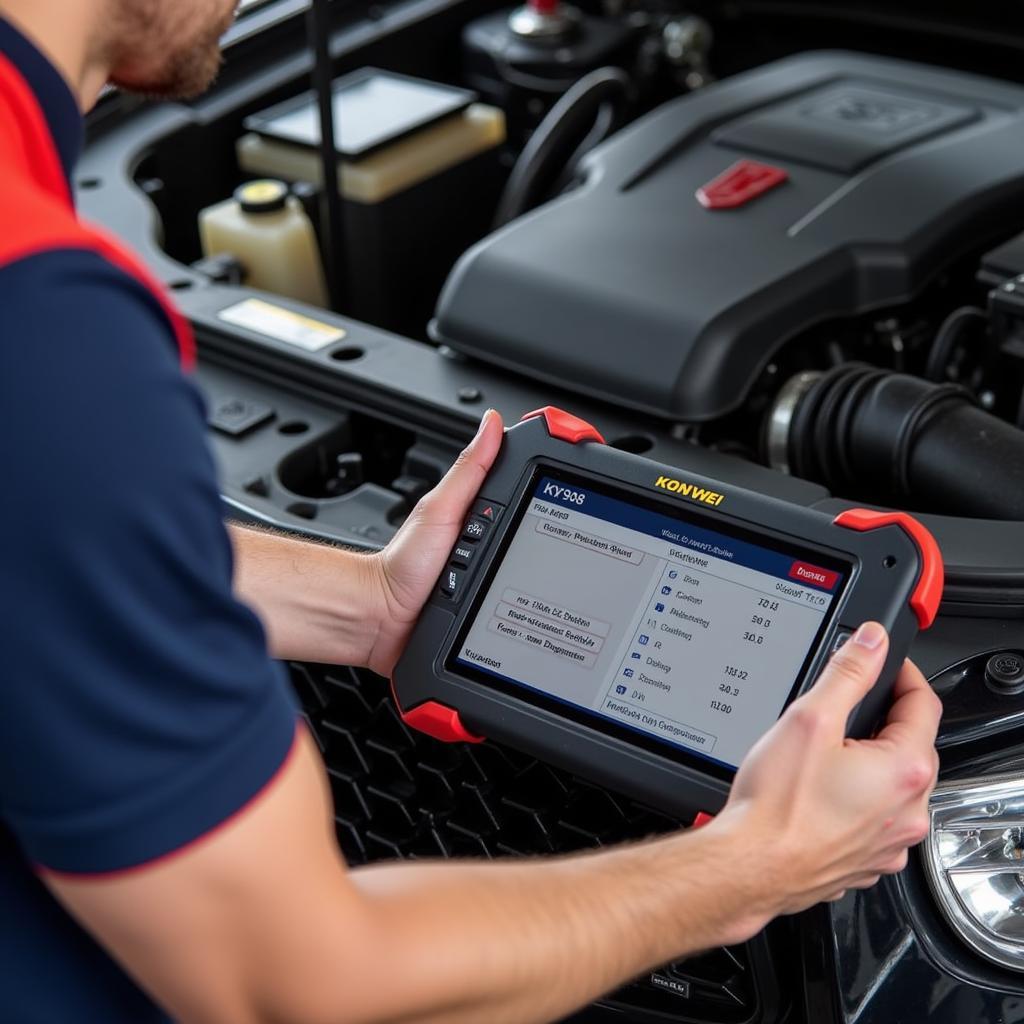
left=228, top=409, right=504, bottom=673
left=45, top=629, right=941, bottom=1024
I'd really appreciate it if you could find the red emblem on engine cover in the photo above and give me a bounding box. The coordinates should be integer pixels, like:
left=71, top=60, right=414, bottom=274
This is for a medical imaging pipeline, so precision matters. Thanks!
left=696, top=159, right=788, bottom=210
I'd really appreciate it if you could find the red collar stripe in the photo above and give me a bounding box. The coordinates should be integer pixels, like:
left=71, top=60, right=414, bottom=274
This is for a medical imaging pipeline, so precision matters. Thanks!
left=0, top=53, right=195, bottom=369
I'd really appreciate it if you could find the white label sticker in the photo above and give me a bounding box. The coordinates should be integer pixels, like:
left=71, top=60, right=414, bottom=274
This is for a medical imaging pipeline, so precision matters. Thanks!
left=217, top=298, right=346, bottom=351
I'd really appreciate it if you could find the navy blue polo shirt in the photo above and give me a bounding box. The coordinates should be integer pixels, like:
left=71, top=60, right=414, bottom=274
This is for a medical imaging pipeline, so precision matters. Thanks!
left=0, top=18, right=299, bottom=1022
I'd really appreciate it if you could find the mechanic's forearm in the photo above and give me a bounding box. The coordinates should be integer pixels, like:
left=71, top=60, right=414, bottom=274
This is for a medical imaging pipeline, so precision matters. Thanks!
left=46, top=728, right=772, bottom=1024
left=227, top=524, right=383, bottom=665
left=336, top=825, right=764, bottom=1024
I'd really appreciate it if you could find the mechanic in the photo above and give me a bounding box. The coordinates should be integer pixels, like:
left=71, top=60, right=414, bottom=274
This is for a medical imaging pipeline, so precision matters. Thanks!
left=0, top=2, right=943, bottom=1022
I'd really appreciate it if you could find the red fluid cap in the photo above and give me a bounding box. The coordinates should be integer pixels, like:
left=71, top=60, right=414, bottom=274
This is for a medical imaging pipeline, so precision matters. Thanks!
left=529, top=0, right=561, bottom=14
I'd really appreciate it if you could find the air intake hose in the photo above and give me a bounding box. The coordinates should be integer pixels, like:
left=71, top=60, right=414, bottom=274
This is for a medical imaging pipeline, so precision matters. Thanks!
left=764, top=364, right=1024, bottom=519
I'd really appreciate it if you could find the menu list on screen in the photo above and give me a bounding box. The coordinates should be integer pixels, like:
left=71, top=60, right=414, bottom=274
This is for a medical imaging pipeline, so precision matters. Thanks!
left=455, top=475, right=846, bottom=769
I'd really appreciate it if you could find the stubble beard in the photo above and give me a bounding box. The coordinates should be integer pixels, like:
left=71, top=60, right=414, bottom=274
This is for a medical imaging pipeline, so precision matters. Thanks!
left=108, top=2, right=237, bottom=100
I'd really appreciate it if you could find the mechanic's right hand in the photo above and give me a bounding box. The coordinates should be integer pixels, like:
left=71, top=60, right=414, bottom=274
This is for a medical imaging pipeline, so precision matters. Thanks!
left=709, top=621, right=941, bottom=939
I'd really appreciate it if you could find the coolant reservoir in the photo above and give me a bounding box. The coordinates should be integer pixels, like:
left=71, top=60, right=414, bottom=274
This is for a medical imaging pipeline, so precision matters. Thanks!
left=235, top=72, right=506, bottom=335
left=199, top=180, right=327, bottom=307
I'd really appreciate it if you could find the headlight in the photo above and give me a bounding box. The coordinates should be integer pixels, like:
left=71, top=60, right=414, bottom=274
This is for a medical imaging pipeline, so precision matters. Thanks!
left=926, top=773, right=1024, bottom=971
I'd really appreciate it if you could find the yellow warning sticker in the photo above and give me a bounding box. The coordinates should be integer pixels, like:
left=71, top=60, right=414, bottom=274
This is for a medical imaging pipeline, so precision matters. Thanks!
left=218, top=298, right=346, bottom=351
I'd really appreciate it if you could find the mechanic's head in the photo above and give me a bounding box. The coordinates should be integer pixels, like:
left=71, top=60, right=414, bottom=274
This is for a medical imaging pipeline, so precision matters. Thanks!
left=106, top=0, right=239, bottom=98
left=0, top=0, right=239, bottom=106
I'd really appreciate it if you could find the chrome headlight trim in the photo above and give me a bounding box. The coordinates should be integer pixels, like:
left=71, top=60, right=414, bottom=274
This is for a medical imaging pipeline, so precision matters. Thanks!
left=926, top=773, right=1024, bottom=972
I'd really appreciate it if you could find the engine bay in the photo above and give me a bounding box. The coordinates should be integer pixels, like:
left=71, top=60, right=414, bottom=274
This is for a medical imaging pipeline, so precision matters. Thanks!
left=79, top=3, right=1024, bottom=541
left=76, top=1, right=1024, bottom=1019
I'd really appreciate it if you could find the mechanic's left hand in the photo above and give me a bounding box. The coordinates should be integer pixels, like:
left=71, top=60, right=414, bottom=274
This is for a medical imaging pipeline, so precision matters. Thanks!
left=366, top=409, right=504, bottom=677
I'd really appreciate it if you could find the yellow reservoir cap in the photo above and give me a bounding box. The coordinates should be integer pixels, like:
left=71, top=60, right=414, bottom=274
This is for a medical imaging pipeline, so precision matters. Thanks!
left=234, top=179, right=289, bottom=214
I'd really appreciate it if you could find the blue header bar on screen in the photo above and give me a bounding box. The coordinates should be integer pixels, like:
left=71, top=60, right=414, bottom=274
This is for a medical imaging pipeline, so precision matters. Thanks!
left=532, top=476, right=842, bottom=591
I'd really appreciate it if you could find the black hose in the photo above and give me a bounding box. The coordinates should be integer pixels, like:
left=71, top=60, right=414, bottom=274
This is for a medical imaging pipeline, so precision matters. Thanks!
left=776, top=365, right=1024, bottom=519
left=493, top=67, right=632, bottom=229
left=924, top=306, right=987, bottom=382
left=551, top=100, right=616, bottom=195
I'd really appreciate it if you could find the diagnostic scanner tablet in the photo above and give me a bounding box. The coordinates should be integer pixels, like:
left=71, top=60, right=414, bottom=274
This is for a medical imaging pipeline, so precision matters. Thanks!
left=392, top=407, right=943, bottom=819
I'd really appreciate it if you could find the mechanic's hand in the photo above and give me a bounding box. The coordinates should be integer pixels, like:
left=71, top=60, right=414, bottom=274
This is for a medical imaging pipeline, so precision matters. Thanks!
left=708, top=622, right=942, bottom=941
left=366, top=409, right=504, bottom=677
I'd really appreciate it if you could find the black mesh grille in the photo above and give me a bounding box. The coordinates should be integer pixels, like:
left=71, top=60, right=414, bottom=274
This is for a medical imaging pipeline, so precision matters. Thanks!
left=290, top=662, right=776, bottom=1023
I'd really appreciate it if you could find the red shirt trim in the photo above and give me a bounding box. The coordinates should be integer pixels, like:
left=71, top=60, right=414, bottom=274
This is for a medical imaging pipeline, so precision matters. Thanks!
left=0, top=51, right=195, bottom=369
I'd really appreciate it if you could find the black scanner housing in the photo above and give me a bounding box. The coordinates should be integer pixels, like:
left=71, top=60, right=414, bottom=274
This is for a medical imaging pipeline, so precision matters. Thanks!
left=392, top=413, right=933, bottom=819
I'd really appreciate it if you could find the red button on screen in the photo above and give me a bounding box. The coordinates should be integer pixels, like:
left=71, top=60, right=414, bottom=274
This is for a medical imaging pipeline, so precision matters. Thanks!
left=788, top=561, right=840, bottom=591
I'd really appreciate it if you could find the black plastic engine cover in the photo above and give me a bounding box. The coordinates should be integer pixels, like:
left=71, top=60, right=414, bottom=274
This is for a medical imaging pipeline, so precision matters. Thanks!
left=433, top=51, right=1024, bottom=420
